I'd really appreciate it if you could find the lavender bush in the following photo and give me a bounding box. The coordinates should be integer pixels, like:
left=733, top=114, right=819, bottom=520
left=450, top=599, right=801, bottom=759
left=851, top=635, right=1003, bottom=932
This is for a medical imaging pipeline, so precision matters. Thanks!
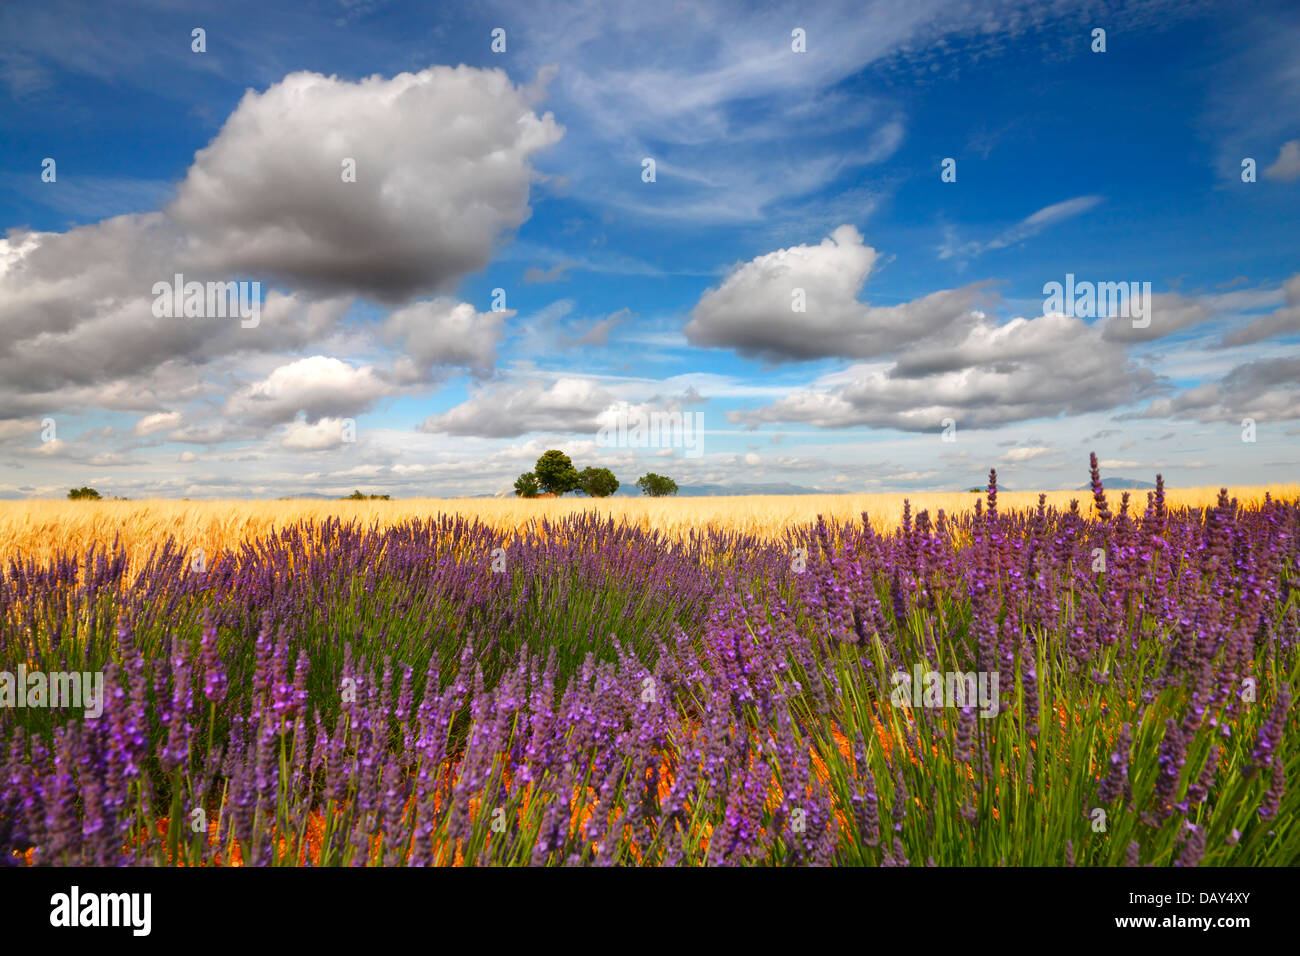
left=2, top=460, right=1297, bottom=866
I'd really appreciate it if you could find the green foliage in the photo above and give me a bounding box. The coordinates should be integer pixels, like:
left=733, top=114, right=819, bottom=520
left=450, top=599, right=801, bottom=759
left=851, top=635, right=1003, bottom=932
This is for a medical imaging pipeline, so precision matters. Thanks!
left=636, top=473, right=678, bottom=497
left=578, top=466, right=619, bottom=498
left=342, top=490, right=391, bottom=500
left=534, top=450, right=581, bottom=496
left=67, top=487, right=101, bottom=500
left=514, top=473, right=540, bottom=498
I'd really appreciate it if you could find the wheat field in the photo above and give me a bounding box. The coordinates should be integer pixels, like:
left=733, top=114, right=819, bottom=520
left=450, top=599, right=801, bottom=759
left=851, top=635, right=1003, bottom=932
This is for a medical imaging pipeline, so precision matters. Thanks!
left=3, top=485, right=1296, bottom=570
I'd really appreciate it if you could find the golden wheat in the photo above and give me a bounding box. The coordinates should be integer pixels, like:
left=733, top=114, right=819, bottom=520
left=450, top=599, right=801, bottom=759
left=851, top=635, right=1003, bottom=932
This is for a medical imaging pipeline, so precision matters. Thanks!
left=2, top=485, right=1296, bottom=572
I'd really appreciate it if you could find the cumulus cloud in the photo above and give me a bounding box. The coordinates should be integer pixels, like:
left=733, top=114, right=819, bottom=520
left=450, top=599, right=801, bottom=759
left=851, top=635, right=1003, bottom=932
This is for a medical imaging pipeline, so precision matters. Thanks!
left=1129, top=356, right=1300, bottom=423
left=1, top=216, right=192, bottom=408
left=731, top=311, right=1157, bottom=431
left=170, top=66, right=562, bottom=301
left=1100, top=292, right=1214, bottom=343
left=1218, top=274, right=1300, bottom=347
left=224, top=356, right=390, bottom=427
left=281, top=417, right=353, bottom=451
left=133, top=411, right=182, bottom=436
left=893, top=312, right=1081, bottom=377
left=383, top=299, right=506, bottom=383
left=684, top=225, right=988, bottom=362
left=0, top=64, right=559, bottom=425
left=31, top=438, right=68, bottom=457
left=1088, top=278, right=1300, bottom=346
left=420, top=377, right=615, bottom=438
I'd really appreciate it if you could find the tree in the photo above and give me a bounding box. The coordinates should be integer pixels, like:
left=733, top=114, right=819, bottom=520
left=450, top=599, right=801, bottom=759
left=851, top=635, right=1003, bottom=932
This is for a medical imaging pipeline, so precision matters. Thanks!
left=514, top=472, right=540, bottom=498
left=579, top=467, right=619, bottom=498
left=636, top=473, right=678, bottom=497
left=342, top=490, right=390, bottom=500
left=534, top=450, right=580, bottom=496
left=68, top=487, right=101, bottom=500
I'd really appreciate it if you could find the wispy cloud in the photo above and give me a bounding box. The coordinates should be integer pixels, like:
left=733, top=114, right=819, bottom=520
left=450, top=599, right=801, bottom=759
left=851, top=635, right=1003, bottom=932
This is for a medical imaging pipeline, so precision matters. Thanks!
left=939, top=195, right=1103, bottom=261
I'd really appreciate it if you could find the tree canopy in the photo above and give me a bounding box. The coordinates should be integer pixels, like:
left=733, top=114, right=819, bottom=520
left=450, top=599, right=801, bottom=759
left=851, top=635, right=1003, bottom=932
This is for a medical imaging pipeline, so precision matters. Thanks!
left=579, top=466, right=619, bottom=498
left=636, top=473, right=678, bottom=497
left=533, top=450, right=581, bottom=496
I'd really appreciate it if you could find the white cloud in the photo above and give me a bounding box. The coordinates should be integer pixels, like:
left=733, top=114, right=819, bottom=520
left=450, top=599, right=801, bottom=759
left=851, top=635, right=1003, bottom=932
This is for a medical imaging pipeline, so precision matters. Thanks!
left=0, top=64, right=558, bottom=425
left=31, top=438, right=67, bottom=457
left=1218, top=274, right=1300, bottom=346
left=1000, top=446, right=1059, bottom=462
left=281, top=417, right=352, bottom=451
left=1100, top=293, right=1213, bottom=344
left=224, top=356, right=390, bottom=426
left=733, top=311, right=1156, bottom=431
left=420, top=377, right=614, bottom=438
left=383, top=299, right=505, bottom=383
left=1129, top=356, right=1300, bottom=423
left=169, top=66, right=562, bottom=301
left=684, top=225, right=988, bottom=362
left=133, top=411, right=182, bottom=437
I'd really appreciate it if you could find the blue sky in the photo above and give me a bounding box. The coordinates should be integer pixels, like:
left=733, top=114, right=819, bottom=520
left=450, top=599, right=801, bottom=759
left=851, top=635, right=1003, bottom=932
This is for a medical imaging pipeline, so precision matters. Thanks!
left=1, top=0, right=1298, bottom=498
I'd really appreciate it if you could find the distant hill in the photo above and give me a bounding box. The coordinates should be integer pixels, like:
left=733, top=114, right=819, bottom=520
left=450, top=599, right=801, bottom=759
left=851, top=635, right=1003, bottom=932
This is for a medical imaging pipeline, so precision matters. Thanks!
left=1076, top=477, right=1157, bottom=491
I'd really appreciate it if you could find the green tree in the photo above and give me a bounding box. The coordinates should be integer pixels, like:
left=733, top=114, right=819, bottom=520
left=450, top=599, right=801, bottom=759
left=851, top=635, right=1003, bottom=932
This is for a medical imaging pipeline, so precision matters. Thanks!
left=534, top=450, right=580, bottom=496
left=514, top=472, right=540, bottom=498
left=67, top=486, right=101, bottom=500
left=636, top=473, right=678, bottom=497
left=579, top=467, right=619, bottom=498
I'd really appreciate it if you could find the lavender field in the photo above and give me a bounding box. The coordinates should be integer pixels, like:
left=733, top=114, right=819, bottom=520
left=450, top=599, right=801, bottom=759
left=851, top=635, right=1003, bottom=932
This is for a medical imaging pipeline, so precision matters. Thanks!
left=1, top=460, right=1296, bottom=867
